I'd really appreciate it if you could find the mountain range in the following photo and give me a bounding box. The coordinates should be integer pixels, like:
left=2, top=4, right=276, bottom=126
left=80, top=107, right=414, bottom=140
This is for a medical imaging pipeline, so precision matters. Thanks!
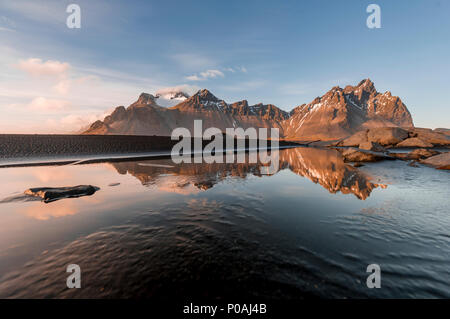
left=83, top=79, right=414, bottom=141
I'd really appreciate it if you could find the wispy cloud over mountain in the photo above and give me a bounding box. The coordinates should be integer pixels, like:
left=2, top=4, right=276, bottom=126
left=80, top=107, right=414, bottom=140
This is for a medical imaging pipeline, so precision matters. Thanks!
left=186, top=67, right=247, bottom=81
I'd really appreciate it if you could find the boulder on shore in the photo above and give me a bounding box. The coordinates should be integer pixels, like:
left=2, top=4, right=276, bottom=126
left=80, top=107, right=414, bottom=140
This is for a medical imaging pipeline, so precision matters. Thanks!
left=24, top=185, right=100, bottom=203
left=389, top=149, right=440, bottom=161
left=420, top=152, right=450, bottom=170
left=395, top=137, right=433, bottom=148
left=336, top=126, right=450, bottom=149
left=338, top=130, right=368, bottom=147
left=408, top=149, right=440, bottom=160
left=408, top=128, right=450, bottom=146
left=367, top=127, right=409, bottom=146
left=434, top=128, right=450, bottom=136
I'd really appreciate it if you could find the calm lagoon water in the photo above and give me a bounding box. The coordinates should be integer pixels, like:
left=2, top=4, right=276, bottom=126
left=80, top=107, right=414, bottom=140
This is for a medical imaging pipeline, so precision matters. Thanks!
left=0, top=147, right=449, bottom=298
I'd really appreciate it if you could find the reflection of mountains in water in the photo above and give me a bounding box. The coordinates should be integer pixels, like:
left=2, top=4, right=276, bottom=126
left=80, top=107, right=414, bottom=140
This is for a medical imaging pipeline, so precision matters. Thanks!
left=111, top=147, right=386, bottom=199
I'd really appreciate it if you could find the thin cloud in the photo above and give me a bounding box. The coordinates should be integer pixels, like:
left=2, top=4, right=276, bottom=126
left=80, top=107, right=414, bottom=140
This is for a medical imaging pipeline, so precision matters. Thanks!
left=186, top=74, right=202, bottom=81
left=28, top=97, right=71, bottom=112
left=0, top=15, right=16, bottom=31
left=186, top=69, right=224, bottom=81
left=60, top=109, right=114, bottom=130
left=224, top=67, right=236, bottom=73
left=0, top=26, right=15, bottom=32
left=171, top=53, right=216, bottom=70
left=17, top=58, right=70, bottom=77
left=53, top=75, right=99, bottom=95
left=200, top=69, right=224, bottom=78
left=186, top=67, right=247, bottom=81
left=224, top=66, right=247, bottom=74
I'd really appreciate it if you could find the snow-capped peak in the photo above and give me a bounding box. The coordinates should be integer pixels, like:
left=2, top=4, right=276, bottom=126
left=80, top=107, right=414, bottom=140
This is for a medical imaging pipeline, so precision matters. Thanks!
left=154, top=87, right=190, bottom=107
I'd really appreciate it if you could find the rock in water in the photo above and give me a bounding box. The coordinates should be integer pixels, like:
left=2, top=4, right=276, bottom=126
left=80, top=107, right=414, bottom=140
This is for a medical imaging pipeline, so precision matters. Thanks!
left=408, top=161, right=419, bottom=168
left=408, top=149, right=440, bottom=160
left=24, top=185, right=100, bottom=203
left=389, top=149, right=440, bottom=161
left=420, top=152, right=450, bottom=170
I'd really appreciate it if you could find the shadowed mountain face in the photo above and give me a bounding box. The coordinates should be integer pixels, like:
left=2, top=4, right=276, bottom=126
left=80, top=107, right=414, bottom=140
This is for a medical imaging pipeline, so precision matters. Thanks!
left=111, top=147, right=385, bottom=200
left=83, top=79, right=413, bottom=141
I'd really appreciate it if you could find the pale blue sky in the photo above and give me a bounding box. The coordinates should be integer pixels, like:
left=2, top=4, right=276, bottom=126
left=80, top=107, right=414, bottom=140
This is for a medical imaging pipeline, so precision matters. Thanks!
left=0, top=0, right=449, bottom=132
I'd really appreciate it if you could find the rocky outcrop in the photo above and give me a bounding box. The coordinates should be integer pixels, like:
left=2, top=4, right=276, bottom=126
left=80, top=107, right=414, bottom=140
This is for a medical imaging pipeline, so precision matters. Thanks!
left=366, top=127, right=409, bottom=146
left=338, top=127, right=450, bottom=149
left=435, top=128, right=450, bottom=136
left=395, top=137, right=433, bottom=148
left=420, top=152, right=450, bottom=170
left=358, top=141, right=386, bottom=152
left=408, top=149, right=440, bottom=160
left=390, top=149, right=440, bottom=161
left=408, top=128, right=450, bottom=146
left=24, top=185, right=100, bottom=203
left=337, top=126, right=414, bottom=148
left=337, top=130, right=369, bottom=147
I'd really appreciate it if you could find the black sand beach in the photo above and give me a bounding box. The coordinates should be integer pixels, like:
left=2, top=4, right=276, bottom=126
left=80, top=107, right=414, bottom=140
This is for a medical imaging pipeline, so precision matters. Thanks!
left=0, top=134, right=300, bottom=167
left=0, top=134, right=178, bottom=159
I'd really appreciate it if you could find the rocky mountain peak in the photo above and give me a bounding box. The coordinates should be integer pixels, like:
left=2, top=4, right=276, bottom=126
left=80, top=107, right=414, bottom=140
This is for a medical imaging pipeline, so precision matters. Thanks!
left=282, top=79, right=414, bottom=141
left=136, top=93, right=156, bottom=105
left=230, top=100, right=249, bottom=108
left=171, top=89, right=228, bottom=112
left=194, top=89, right=219, bottom=101
left=104, top=106, right=126, bottom=125
left=357, top=78, right=376, bottom=92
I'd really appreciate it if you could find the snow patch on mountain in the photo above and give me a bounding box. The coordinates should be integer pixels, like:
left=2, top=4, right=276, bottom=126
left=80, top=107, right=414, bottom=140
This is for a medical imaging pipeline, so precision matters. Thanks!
left=154, top=86, right=191, bottom=107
